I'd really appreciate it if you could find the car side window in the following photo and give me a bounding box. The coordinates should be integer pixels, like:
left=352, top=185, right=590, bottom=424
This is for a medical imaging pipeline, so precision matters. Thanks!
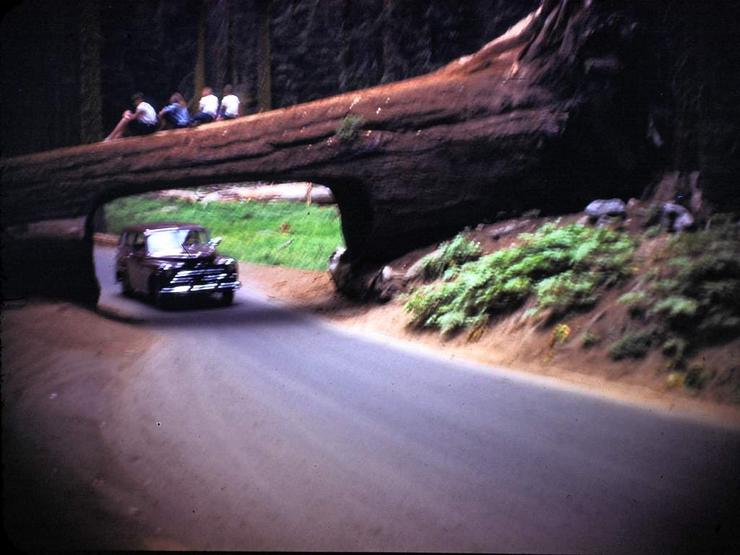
left=133, top=233, right=145, bottom=250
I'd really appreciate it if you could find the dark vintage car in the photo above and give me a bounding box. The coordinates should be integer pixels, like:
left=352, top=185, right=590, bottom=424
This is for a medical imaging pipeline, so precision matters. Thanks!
left=115, top=222, right=240, bottom=306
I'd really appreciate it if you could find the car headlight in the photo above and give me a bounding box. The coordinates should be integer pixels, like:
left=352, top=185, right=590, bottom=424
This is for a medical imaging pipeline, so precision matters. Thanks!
left=158, top=264, right=182, bottom=281
left=160, top=262, right=184, bottom=271
left=224, top=259, right=237, bottom=273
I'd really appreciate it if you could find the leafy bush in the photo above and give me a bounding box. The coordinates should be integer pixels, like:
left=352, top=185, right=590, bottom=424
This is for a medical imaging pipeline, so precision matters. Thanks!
left=535, top=271, right=600, bottom=315
left=684, top=365, right=715, bottom=390
left=661, top=337, right=688, bottom=359
left=618, top=290, right=649, bottom=317
left=581, top=330, right=601, bottom=348
left=405, top=223, right=636, bottom=333
left=618, top=215, right=740, bottom=368
left=417, top=234, right=483, bottom=280
left=650, top=295, right=699, bottom=325
left=608, top=328, right=657, bottom=360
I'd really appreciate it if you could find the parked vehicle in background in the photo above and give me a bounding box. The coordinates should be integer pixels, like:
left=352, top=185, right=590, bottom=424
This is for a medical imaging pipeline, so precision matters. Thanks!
left=115, top=222, right=240, bottom=306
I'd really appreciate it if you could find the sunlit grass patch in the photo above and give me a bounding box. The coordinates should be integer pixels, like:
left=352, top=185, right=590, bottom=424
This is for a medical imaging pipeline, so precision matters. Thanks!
left=105, top=195, right=344, bottom=270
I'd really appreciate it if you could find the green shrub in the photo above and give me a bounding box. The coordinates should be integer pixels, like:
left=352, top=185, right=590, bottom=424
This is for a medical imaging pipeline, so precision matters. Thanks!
left=650, top=279, right=680, bottom=295
left=581, top=331, right=601, bottom=348
left=405, top=223, right=635, bottom=334
left=608, top=329, right=657, bottom=360
left=696, top=310, right=740, bottom=340
left=618, top=291, right=648, bottom=305
left=650, top=295, right=699, bottom=325
left=661, top=337, right=688, bottom=362
left=685, top=365, right=715, bottom=390
left=618, top=290, right=649, bottom=317
left=643, top=225, right=661, bottom=239
left=605, top=217, right=740, bottom=367
left=417, top=234, right=483, bottom=280
left=535, top=271, right=599, bottom=315
left=696, top=279, right=740, bottom=304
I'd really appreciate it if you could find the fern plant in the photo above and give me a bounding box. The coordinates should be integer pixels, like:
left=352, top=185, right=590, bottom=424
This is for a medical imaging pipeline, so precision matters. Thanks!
left=417, top=234, right=483, bottom=280
left=405, top=223, right=636, bottom=334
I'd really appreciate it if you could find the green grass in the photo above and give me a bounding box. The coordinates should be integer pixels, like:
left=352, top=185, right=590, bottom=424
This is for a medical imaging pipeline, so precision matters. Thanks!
left=105, top=195, right=344, bottom=270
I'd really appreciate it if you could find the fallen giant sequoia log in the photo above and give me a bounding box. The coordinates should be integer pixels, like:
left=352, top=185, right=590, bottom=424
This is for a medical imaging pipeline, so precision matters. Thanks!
left=1, top=1, right=659, bottom=304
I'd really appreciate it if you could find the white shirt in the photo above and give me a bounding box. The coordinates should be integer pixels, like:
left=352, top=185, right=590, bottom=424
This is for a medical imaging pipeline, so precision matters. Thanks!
left=220, top=94, right=240, bottom=117
left=136, top=101, right=157, bottom=125
left=199, top=94, right=219, bottom=116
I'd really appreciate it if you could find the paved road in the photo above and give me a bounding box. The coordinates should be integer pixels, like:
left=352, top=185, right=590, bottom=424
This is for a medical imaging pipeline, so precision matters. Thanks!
left=4, top=247, right=740, bottom=551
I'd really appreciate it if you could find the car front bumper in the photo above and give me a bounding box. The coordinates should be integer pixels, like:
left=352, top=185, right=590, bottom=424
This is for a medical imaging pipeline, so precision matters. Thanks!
left=160, top=280, right=241, bottom=296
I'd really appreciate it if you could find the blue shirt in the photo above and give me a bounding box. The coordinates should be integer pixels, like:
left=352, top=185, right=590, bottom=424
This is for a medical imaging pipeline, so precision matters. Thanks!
left=162, top=103, right=190, bottom=127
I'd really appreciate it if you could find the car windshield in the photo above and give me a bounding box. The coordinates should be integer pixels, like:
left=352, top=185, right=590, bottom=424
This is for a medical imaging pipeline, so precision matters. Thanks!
left=146, top=228, right=208, bottom=254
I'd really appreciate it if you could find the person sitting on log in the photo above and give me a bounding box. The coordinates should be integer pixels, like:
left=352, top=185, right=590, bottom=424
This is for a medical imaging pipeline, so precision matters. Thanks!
left=190, top=86, right=219, bottom=126
left=159, top=92, right=190, bottom=129
left=217, top=84, right=240, bottom=120
left=104, top=92, right=158, bottom=141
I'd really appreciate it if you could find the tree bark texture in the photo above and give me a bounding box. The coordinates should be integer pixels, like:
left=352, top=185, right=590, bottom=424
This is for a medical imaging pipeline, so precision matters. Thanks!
left=256, top=0, right=273, bottom=111
left=191, top=0, right=207, bottom=113
left=79, top=0, right=103, bottom=144
left=0, top=1, right=711, bottom=303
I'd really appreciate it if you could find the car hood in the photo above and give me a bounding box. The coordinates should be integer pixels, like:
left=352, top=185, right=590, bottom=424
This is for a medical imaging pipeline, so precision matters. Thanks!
left=149, top=246, right=231, bottom=266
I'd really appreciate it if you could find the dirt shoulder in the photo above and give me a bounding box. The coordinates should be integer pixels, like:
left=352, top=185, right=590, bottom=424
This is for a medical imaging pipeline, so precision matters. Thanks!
left=1, top=301, right=165, bottom=549
left=240, top=261, right=740, bottom=426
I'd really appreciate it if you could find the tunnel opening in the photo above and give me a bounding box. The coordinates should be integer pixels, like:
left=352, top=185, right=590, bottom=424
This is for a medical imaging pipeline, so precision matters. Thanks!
left=89, top=181, right=348, bottom=311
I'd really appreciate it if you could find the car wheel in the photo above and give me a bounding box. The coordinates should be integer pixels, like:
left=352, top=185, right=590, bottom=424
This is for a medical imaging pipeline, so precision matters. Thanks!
left=121, top=272, right=134, bottom=296
left=150, top=279, right=169, bottom=308
left=220, top=290, right=234, bottom=306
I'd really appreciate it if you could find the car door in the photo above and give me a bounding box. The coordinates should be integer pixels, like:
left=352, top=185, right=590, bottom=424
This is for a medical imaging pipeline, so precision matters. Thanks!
left=126, top=232, right=150, bottom=292
left=116, top=232, right=131, bottom=279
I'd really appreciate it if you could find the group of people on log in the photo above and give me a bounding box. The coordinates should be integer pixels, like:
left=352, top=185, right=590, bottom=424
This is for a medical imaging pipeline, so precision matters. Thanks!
left=103, top=85, right=240, bottom=141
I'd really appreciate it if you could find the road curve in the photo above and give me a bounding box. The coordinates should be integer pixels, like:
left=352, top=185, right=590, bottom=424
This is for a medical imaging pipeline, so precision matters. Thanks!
left=4, top=246, right=739, bottom=552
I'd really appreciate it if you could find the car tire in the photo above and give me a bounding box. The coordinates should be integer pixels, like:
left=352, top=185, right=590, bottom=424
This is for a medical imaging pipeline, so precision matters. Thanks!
left=220, top=290, right=234, bottom=306
left=121, top=272, right=134, bottom=296
left=150, top=279, right=169, bottom=309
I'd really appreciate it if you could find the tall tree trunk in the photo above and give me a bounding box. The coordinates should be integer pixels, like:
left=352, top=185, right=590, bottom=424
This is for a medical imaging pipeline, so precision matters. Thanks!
left=226, top=0, right=235, bottom=87
left=192, top=0, right=207, bottom=110
left=256, top=0, right=272, bottom=112
left=79, top=0, right=102, bottom=144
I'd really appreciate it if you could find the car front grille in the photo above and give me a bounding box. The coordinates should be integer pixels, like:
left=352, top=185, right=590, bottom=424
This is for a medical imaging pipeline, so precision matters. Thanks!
left=170, top=268, right=231, bottom=284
